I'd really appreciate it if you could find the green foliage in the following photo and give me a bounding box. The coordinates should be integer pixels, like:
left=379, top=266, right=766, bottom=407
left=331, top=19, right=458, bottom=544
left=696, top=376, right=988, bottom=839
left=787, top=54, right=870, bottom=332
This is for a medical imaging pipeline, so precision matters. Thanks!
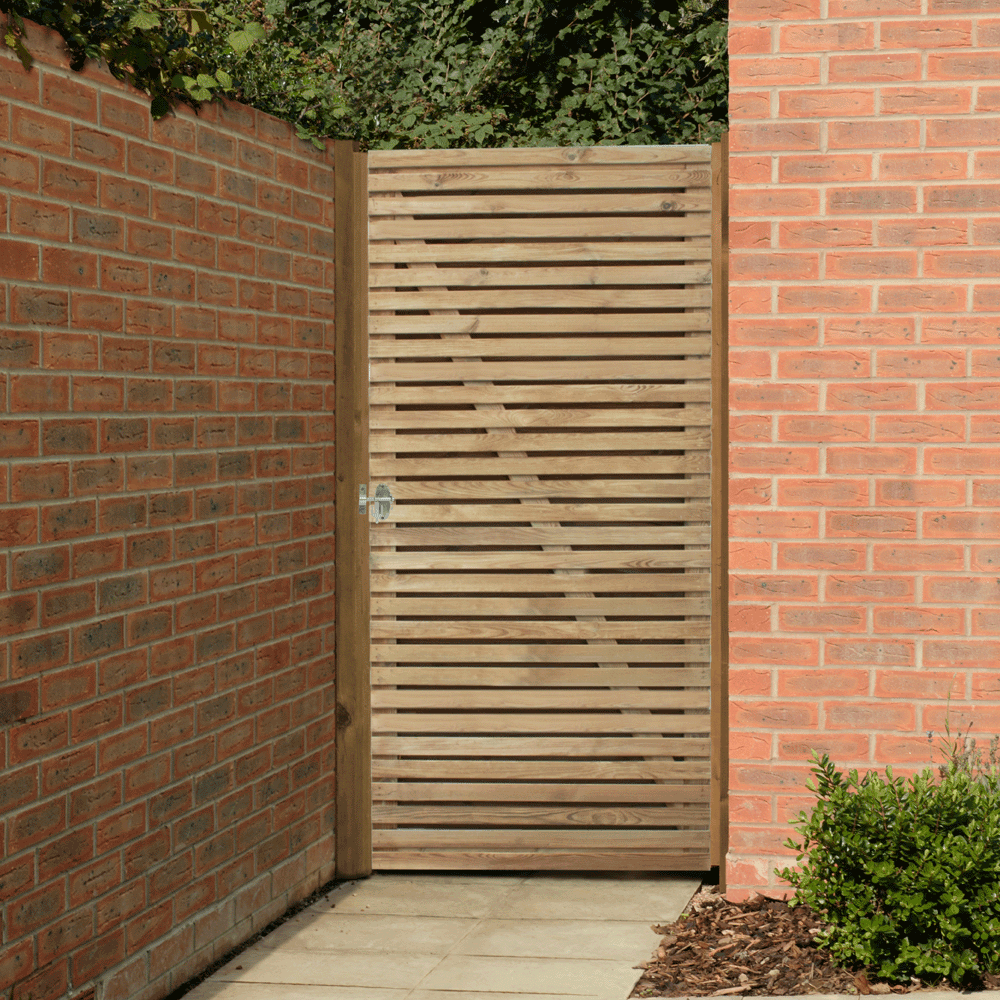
left=777, top=742, right=1000, bottom=987
left=1, top=0, right=727, bottom=146
left=238, top=0, right=726, bottom=148
left=476, top=0, right=727, bottom=147
left=0, top=0, right=266, bottom=116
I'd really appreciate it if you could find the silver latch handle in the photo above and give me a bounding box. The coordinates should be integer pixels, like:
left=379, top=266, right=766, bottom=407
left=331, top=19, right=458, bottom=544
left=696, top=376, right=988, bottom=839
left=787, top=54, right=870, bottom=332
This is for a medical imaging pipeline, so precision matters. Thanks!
left=359, top=483, right=394, bottom=522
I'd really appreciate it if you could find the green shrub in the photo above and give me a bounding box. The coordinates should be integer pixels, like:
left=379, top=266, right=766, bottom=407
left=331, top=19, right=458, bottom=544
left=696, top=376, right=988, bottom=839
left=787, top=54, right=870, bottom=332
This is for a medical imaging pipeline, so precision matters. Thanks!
left=777, top=736, right=1000, bottom=987
left=4, top=0, right=728, bottom=146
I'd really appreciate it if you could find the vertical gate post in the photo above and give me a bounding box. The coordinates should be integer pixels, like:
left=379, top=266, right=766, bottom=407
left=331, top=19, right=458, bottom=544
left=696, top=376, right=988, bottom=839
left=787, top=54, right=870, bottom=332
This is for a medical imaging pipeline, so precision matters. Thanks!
left=334, top=139, right=372, bottom=879
left=710, top=133, right=730, bottom=882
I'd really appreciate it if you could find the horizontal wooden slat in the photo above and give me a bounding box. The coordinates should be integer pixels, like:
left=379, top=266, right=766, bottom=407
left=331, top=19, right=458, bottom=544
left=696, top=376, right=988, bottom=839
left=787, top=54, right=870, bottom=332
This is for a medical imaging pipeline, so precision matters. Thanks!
left=371, top=406, right=712, bottom=430
left=369, top=337, right=712, bottom=359
left=371, top=385, right=711, bottom=406
left=370, top=643, right=710, bottom=663
left=370, top=217, right=710, bottom=241
left=371, top=759, right=710, bottom=781
left=372, top=783, right=709, bottom=803
left=385, top=504, right=712, bottom=523
left=368, top=172, right=712, bottom=197
left=371, top=712, right=709, bottom=734
left=371, top=430, right=711, bottom=455
left=369, top=192, right=712, bottom=216
left=371, top=456, right=710, bottom=477
left=372, top=665, right=709, bottom=687
left=372, top=690, right=707, bottom=711
left=370, top=288, right=713, bottom=313
left=371, top=803, right=709, bottom=824
left=372, top=690, right=709, bottom=711
left=371, top=851, right=712, bottom=871
left=371, top=573, right=712, bottom=594
left=369, top=241, right=712, bottom=264
left=370, top=145, right=711, bottom=165
left=371, top=315, right=711, bottom=337
left=370, top=525, right=709, bottom=546
left=372, top=551, right=710, bottom=571
left=372, top=621, right=710, bottom=641
left=372, top=828, right=704, bottom=848
left=371, top=358, right=710, bottom=384
left=371, top=736, right=710, bottom=756
left=372, top=596, right=709, bottom=617
left=386, top=479, right=710, bottom=500
left=369, top=265, right=712, bottom=288
left=370, top=145, right=711, bottom=167
left=372, top=437, right=711, bottom=460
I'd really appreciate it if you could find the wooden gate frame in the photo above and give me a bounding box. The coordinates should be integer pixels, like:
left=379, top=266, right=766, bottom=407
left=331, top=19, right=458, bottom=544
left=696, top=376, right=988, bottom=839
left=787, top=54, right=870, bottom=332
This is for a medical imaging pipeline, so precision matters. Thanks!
left=710, top=134, right=729, bottom=878
left=334, top=140, right=372, bottom=880
left=334, top=136, right=730, bottom=884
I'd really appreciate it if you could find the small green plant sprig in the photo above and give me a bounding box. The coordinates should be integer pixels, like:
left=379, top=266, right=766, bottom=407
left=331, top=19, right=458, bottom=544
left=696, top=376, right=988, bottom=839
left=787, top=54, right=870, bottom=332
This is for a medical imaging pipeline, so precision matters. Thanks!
left=777, top=737, right=1000, bottom=988
left=1, top=0, right=267, bottom=117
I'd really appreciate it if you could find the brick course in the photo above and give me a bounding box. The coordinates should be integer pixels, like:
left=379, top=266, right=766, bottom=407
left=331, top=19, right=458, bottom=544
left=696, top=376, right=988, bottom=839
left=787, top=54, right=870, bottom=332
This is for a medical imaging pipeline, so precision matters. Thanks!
left=0, top=21, right=335, bottom=998
left=729, top=1, right=1000, bottom=896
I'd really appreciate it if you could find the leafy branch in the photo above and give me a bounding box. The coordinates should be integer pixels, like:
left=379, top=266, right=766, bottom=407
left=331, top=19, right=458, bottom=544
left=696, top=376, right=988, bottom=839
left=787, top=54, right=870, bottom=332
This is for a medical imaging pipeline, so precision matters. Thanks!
left=1, top=0, right=266, bottom=116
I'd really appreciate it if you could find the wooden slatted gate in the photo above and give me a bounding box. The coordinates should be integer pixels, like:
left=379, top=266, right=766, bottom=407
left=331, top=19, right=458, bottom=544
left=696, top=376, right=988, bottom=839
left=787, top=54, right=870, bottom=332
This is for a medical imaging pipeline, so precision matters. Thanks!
left=335, top=141, right=728, bottom=876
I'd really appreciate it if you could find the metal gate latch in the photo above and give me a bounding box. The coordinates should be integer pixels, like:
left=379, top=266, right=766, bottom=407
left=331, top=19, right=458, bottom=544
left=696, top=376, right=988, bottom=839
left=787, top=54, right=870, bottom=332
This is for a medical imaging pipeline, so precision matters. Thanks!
left=359, top=483, right=394, bottom=522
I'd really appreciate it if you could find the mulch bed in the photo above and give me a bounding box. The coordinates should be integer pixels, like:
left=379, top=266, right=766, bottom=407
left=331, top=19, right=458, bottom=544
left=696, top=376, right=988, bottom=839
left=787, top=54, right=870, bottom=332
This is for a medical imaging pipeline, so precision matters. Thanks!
left=630, top=887, right=1000, bottom=997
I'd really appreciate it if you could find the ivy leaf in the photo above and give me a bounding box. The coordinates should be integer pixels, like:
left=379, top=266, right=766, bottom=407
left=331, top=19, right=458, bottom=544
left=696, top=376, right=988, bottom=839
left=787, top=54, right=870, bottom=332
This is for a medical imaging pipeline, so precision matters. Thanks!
left=128, top=10, right=161, bottom=30
left=4, top=28, right=34, bottom=70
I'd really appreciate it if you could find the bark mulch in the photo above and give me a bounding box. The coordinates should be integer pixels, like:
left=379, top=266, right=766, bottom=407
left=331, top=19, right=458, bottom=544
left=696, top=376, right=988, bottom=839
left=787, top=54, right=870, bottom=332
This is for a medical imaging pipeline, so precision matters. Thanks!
left=630, top=887, right=1000, bottom=998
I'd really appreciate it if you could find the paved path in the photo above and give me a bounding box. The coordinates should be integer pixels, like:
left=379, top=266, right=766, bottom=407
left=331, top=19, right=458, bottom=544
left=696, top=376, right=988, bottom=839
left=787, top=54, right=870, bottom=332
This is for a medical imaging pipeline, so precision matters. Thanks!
left=183, top=872, right=702, bottom=1000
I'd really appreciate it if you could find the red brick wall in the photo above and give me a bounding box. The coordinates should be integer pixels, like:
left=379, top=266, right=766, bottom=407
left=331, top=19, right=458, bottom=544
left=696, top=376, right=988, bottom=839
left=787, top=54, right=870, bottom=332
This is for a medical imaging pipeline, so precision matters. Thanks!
left=0, top=22, right=337, bottom=999
left=727, top=0, right=1000, bottom=896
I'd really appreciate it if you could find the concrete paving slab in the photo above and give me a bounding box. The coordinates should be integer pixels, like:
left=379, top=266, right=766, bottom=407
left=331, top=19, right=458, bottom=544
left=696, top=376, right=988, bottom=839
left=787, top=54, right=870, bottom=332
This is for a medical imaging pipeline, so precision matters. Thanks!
left=414, top=953, right=642, bottom=996
left=309, top=874, right=530, bottom=918
left=406, top=990, right=592, bottom=1000
left=184, top=985, right=408, bottom=1000
left=452, top=917, right=660, bottom=961
left=485, top=874, right=702, bottom=923
left=408, top=992, right=597, bottom=1000
left=252, top=911, right=478, bottom=954
left=213, top=948, right=441, bottom=990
